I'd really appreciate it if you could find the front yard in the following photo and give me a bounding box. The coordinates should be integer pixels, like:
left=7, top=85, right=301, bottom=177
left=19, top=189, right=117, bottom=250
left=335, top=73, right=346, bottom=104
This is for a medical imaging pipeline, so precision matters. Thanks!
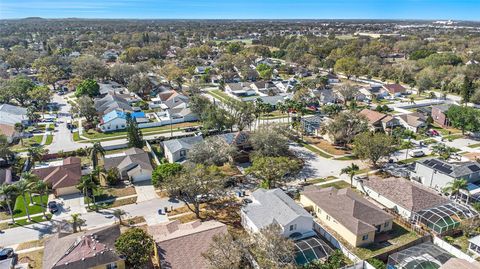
left=13, top=193, right=49, bottom=218
left=304, top=136, right=351, bottom=156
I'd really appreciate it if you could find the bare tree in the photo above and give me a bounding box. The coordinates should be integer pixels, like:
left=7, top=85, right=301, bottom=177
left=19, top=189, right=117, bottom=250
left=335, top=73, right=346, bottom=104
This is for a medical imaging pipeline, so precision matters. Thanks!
left=189, top=136, right=237, bottom=166
left=251, top=223, right=296, bottom=269
left=202, top=233, right=246, bottom=269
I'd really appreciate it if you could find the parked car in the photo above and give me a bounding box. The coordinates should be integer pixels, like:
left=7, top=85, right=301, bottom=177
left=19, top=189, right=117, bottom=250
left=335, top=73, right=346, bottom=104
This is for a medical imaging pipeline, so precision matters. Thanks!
left=409, top=149, right=425, bottom=157
left=0, top=248, right=14, bottom=261
left=48, top=201, right=59, bottom=213
left=242, top=198, right=252, bottom=205
left=185, top=127, right=199, bottom=132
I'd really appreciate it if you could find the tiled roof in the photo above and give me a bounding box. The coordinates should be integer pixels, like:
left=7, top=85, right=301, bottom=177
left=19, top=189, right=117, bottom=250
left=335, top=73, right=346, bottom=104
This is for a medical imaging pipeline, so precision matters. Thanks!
left=33, top=157, right=82, bottom=190
left=358, top=109, right=387, bottom=124
left=363, top=177, right=448, bottom=212
left=383, top=84, right=406, bottom=93
left=302, top=186, right=392, bottom=235
left=148, top=220, right=227, bottom=269
left=43, top=225, right=122, bottom=269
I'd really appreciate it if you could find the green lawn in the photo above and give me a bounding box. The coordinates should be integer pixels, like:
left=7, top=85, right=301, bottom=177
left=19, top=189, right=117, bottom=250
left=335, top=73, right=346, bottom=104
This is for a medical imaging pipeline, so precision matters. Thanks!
left=443, top=134, right=464, bottom=141
left=32, top=135, right=43, bottom=144
left=0, top=214, right=52, bottom=230
left=317, top=181, right=351, bottom=189
left=44, top=135, right=53, bottom=145
left=399, top=155, right=431, bottom=164
left=334, top=155, right=358, bottom=161
left=208, top=90, right=238, bottom=104
left=83, top=122, right=200, bottom=140
left=468, top=143, right=480, bottom=148
left=72, top=131, right=81, bottom=141
left=13, top=194, right=49, bottom=218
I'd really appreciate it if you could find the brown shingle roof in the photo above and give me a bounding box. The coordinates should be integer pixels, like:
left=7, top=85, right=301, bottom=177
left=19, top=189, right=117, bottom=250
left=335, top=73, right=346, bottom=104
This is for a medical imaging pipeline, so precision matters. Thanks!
left=440, top=258, right=480, bottom=269
left=363, top=177, right=448, bottom=212
left=359, top=109, right=387, bottom=124
left=0, top=123, right=16, bottom=138
left=302, top=186, right=393, bottom=235
left=383, top=84, right=406, bottom=94
left=148, top=220, right=227, bottom=269
left=43, top=225, right=122, bottom=269
left=397, top=112, right=426, bottom=128
left=32, top=157, right=82, bottom=190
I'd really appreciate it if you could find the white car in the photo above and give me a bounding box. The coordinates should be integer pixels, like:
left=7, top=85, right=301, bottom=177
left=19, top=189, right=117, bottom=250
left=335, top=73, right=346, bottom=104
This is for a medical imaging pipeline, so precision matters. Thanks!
left=409, top=149, right=425, bottom=157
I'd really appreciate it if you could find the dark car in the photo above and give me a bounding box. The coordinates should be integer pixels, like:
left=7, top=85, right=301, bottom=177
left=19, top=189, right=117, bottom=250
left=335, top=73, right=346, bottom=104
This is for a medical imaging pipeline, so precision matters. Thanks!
left=184, top=127, right=199, bottom=132
left=48, top=201, right=59, bottom=213
left=242, top=198, right=252, bottom=205
left=0, top=248, right=14, bottom=261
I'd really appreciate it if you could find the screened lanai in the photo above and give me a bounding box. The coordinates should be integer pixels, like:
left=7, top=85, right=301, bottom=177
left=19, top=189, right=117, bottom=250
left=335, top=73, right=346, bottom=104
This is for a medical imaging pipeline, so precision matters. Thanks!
left=412, top=202, right=478, bottom=234
left=294, top=236, right=334, bottom=265
left=387, top=243, right=453, bottom=269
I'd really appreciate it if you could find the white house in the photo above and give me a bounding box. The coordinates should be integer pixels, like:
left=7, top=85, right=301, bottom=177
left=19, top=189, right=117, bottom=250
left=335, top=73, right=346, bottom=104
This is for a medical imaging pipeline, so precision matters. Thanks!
left=241, top=188, right=315, bottom=239
left=162, top=136, right=204, bottom=163
left=411, top=158, right=480, bottom=191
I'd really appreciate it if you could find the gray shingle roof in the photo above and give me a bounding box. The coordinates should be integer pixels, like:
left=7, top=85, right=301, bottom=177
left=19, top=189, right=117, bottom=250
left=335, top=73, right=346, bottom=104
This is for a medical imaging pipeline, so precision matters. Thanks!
left=242, top=188, right=312, bottom=229
left=418, top=158, right=480, bottom=178
left=0, top=104, right=28, bottom=125
left=162, top=136, right=204, bottom=154
left=103, top=148, right=153, bottom=175
left=302, top=186, right=393, bottom=235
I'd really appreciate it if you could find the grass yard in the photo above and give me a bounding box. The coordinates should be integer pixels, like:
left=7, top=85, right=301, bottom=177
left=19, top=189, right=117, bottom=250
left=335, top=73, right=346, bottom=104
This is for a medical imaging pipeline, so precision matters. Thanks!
left=208, top=89, right=238, bottom=104
left=443, top=134, right=464, bottom=141
left=398, top=155, right=430, bottom=164
left=44, top=134, right=53, bottom=145
left=82, top=121, right=200, bottom=140
left=334, top=155, right=358, bottom=161
left=92, top=196, right=138, bottom=210
left=353, top=222, right=421, bottom=260
left=32, top=135, right=44, bottom=144
left=0, top=214, right=52, bottom=230
left=300, top=142, right=333, bottom=159
left=13, top=193, right=49, bottom=218
left=316, top=181, right=351, bottom=189
left=94, top=185, right=137, bottom=202
left=18, top=249, right=44, bottom=269
left=304, top=136, right=351, bottom=156
left=305, top=176, right=338, bottom=185
left=448, top=234, right=470, bottom=253
left=431, top=125, right=462, bottom=136
left=214, top=38, right=253, bottom=45
left=72, top=131, right=81, bottom=141
left=468, top=143, right=480, bottom=148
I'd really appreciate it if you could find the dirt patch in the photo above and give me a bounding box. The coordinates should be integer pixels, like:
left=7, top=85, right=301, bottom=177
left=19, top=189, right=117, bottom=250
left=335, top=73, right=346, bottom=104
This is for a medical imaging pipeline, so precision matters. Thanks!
left=304, top=136, right=351, bottom=155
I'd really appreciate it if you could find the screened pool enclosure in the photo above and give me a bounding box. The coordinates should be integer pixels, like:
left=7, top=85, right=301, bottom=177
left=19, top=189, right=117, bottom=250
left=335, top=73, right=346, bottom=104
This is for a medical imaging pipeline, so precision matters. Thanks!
left=387, top=243, right=453, bottom=269
left=412, top=202, right=478, bottom=234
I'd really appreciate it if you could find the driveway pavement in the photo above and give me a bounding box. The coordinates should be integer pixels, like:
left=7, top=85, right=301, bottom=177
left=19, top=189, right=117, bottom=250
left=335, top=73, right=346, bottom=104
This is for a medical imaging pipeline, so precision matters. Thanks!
left=134, top=181, right=159, bottom=202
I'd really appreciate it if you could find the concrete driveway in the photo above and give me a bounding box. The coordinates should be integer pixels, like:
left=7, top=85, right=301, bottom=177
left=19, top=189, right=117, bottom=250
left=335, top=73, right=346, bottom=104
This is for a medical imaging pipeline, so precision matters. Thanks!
left=51, top=193, right=87, bottom=218
left=134, top=181, right=159, bottom=202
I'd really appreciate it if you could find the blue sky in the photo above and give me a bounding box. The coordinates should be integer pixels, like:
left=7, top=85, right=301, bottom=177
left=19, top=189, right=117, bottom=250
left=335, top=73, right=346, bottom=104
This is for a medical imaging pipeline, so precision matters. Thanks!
left=1, top=0, right=479, bottom=20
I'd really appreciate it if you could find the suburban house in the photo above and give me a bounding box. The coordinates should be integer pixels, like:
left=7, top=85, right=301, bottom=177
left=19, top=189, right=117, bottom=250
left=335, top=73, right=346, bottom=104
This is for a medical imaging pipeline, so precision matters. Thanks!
left=411, top=158, right=480, bottom=191
left=468, top=235, right=480, bottom=257
left=301, top=115, right=325, bottom=136
left=0, top=103, right=29, bottom=126
left=99, top=110, right=148, bottom=132
left=32, top=157, right=82, bottom=196
left=241, top=188, right=315, bottom=239
left=383, top=83, right=406, bottom=96
left=94, top=93, right=133, bottom=116
left=98, top=81, right=126, bottom=96
left=312, top=88, right=338, bottom=105
left=148, top=220, right=227, bottom=269
left=42, top=225, right=124, bottom=269
left=225, top=82, right=258, bottom=98
left=103, top=148, right=153, bottom=183
left=162, top=135, right=204, bottom=163
left=396, top=112, right=428, bottom=133
left=431, top=105, right=451, bottom=127
left=361, top=176, right=448, bottom=219
left=359, top=109, right=399, bottom=131
left=150, top=90, right=199, bottom=125
left=300, top=186, right=393, bottom=247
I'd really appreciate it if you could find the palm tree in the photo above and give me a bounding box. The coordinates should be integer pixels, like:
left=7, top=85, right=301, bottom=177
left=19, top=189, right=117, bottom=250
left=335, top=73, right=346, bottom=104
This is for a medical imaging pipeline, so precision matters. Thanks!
left=0, top=135, right=14, bottom=162
left=443, top=178, right=468, bottom=201
left=112, top=209, right=127, bottom=225
left=70, top=213, right=85, bottom=232
left=0, top=184, right=18, bottom=224
left=76, top=175, right=98, bottom=209
left=403, top=140, right=414, bottom=160
left=14, top=123, right=24, bottom=146
left=21, top=172, right=40, bottom=205
left=27, top=146, right=46, bottom=167
left=88, top=142, right=105, bottom=169
left=276, top=101, right=288, bottom=123
left=33, top=181, right=49, bottom=219
left=15, top=180, right=33, bottom=222
left=340, top=163, right=360, bottom=188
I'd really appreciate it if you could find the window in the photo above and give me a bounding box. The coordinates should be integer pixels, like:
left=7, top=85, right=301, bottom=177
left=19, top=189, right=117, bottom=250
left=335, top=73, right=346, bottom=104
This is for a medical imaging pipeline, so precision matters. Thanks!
left=362, top=234, right=369, bottom=241
left=317, top=208, right=322, bottom=214
left=289, top=224, right=297, bottom=231
left=180, top=150, right=186, bottom=157
left=106, top=263, right=118, bottom=269
left=326, top=215, right=331, bottom=221
left=384, top=222, right=389, bottom=228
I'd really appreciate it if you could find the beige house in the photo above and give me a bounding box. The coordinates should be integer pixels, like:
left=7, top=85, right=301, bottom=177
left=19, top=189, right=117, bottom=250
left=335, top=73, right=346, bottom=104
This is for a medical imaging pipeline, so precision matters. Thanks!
left=32, top=157, right=82, bottom=196
left=300, top=186, right=393, bottom=247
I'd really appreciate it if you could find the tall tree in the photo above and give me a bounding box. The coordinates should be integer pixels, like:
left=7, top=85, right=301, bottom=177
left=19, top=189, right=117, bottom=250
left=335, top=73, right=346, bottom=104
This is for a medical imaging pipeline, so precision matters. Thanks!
left=71, top=96, right=97, bottom=122
left=340, top=163, right=360, bottom=188
left=15, top=180, right=33, bottom=221
left=321, top=111, right=368, bottom=146
left=0, top=184, right=18, bottom=224
left=152, top=163, right=183, bottom=188
left=164, top=164, right=225, bottom=219
left=88, top=142, right=105, bottom=169
left=32, top=55, right=67, bottom=90
left=76, top=175, right=98, bottom=208
left=70, top=213, right=86, bottom=233
left=72, top=55, right=108, bottom=80
left=250, top=124, right=289, bottom=157
left=115, top=228, right=154, bottom=269
left=28, top=86, right=53, bottom=118
left=353, top=132, right=396, bottom=167
left=246, top=156, right=301, bottom=189
left=442, top=178, right=468, bottom=201
left=75, top=79, right=100, bottom=97
left=202, top=233, right=246, bottom=269
left=251, top=223, right=296, bottom=269
left=189, top=136, right=236, bottom=166
left=126, top=113, right=144, bottom=148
